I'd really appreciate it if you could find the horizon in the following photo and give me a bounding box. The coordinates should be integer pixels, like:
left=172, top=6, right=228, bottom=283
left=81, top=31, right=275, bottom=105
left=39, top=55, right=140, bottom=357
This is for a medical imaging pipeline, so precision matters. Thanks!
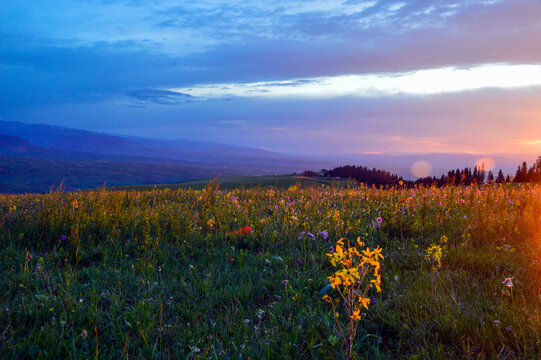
left=2, top=1, right=541, bottom=156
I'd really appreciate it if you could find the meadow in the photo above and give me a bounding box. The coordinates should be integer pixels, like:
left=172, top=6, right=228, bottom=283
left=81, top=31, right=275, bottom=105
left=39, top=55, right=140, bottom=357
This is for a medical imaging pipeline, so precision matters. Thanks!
left=1, top=181, right=541, bottom=359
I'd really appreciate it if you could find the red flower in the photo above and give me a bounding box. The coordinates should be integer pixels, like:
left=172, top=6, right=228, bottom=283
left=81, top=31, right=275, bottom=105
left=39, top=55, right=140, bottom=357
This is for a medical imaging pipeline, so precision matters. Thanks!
left=244, top=226, right=252, bottom=235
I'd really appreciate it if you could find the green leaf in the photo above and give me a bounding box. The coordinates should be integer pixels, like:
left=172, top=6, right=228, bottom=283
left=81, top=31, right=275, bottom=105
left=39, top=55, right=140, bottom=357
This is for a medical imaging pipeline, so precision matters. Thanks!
left=318, top=284, right=333, bottom=298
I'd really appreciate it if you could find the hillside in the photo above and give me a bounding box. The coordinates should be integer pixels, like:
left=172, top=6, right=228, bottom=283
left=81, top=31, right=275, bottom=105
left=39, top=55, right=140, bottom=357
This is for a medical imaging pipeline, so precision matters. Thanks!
left=0, top=156, right=262, bottom=193
left=0, top=121, right=334, bottom=193
left=0, top=121, right=329, bottom=169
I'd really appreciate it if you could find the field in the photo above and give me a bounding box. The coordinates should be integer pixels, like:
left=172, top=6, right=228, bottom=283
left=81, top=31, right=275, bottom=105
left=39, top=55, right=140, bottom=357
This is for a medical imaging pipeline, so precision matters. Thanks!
left=1, top=182, right=541, bottom=359
left=110, top=175, right=352, bottom=191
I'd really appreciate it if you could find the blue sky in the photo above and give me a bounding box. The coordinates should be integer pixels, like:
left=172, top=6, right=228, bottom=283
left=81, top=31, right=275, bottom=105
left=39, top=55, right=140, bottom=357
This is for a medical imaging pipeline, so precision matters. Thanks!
left=2, top=0, right=541, bottom=154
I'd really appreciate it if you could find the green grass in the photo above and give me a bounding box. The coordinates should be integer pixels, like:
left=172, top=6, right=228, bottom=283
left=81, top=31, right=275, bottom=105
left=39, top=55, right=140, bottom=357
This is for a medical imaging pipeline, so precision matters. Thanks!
left=1, top=183, right=541, bottom=359
left=110, top=174, right=352, bottom=191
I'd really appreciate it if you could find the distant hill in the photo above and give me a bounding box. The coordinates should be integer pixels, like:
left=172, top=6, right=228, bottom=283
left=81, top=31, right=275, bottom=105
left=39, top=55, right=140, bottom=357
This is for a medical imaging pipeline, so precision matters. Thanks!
left=0, top=121, right=333, bottom=193
left=0, top=121, right=324, bottom=169
left=0, top=155, right=269, bottom=194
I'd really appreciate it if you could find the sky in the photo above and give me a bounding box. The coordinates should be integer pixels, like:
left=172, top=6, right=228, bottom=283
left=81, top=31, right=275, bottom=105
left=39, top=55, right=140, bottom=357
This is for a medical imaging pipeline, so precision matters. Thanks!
left=2, top=0, right=541, bottom=155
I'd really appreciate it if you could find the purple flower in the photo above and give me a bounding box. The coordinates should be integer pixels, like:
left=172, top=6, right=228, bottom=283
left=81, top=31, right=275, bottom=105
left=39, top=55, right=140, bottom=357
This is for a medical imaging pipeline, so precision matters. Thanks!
left=460, top=199, right=465, bottom=204
left=370, top=298, right=376, bottom=305
left=371, top=221, right=376, bottom=228
left=502, top=277, right=513, bottom=288
left=60, top=235, right=66, bottom=241
left=307, top=232, right=315, bottom=239
left=298, top=231, right=306, bottom=240
left=319, top=230, right=329, bottom=240
left=376, top=217, right=383, bottom=224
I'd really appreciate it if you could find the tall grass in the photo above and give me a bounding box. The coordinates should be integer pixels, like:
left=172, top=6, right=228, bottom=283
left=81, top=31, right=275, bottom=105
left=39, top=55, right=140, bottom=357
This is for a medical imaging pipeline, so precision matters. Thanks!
left=1, top=182, right=541, bottom=358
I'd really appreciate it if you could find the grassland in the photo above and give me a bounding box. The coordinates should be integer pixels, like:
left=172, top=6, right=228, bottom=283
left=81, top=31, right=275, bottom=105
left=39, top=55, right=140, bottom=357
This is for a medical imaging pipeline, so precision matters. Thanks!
left=111, top=175, right=352, bottom=191
left=1, top=182, right=541, bottom=359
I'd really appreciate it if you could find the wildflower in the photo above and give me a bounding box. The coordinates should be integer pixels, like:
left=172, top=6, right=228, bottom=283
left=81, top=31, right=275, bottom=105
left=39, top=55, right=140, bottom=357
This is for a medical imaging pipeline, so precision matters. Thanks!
left=350, top=309, right=362, bottom=321
left=82, top=329, right=88, bottom=338
left=502, top=277, right=513, bottom=288
left=60, top=235, right=66, bottom=241
left=320, top=230, right=329, bottom=240
left=460, top=199, right=465, bottom=204
left=425, top=243, right=443, bottom=270
left=376, top=216, right=383, bottom=224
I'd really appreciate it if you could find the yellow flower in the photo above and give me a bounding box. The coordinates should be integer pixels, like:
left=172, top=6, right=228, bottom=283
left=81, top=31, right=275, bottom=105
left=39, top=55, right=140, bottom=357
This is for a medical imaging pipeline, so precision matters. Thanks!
left=350, top=309, right=362, bottom=321
left=322, top=294, right=332, bottom=303
left=329, top=275, right=342, bottom=289
left=358, top=297, right=370, bottom=310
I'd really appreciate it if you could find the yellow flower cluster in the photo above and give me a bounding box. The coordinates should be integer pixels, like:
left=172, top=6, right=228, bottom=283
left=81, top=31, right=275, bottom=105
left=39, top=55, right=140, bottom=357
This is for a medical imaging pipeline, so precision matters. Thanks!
left=323, top=238, right=383, bottom=321
left=425, top=235, right=447, bottom=270
left=327, top=238, right=383, bottom=303
left=323, top=237, right=383, bottom=359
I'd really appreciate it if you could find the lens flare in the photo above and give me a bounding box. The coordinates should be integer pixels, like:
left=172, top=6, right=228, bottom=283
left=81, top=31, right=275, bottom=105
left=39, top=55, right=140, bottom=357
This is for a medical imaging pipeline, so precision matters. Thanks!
left=475, top=157, right=495, bottom=171
left=411, top=161, right=432, bottom=178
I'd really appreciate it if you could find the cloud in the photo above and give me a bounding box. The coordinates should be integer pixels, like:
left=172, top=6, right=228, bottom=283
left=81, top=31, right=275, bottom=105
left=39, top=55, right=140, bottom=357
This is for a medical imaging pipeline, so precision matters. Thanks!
left=126, top=89, right=196, bottom=105
left=170, top=63, right=541, bottom=99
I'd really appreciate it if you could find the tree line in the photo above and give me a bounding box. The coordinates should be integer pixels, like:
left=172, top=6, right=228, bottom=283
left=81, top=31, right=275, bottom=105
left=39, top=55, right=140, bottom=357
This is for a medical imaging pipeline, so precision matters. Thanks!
left=313, top=156, right=541, bottom=187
